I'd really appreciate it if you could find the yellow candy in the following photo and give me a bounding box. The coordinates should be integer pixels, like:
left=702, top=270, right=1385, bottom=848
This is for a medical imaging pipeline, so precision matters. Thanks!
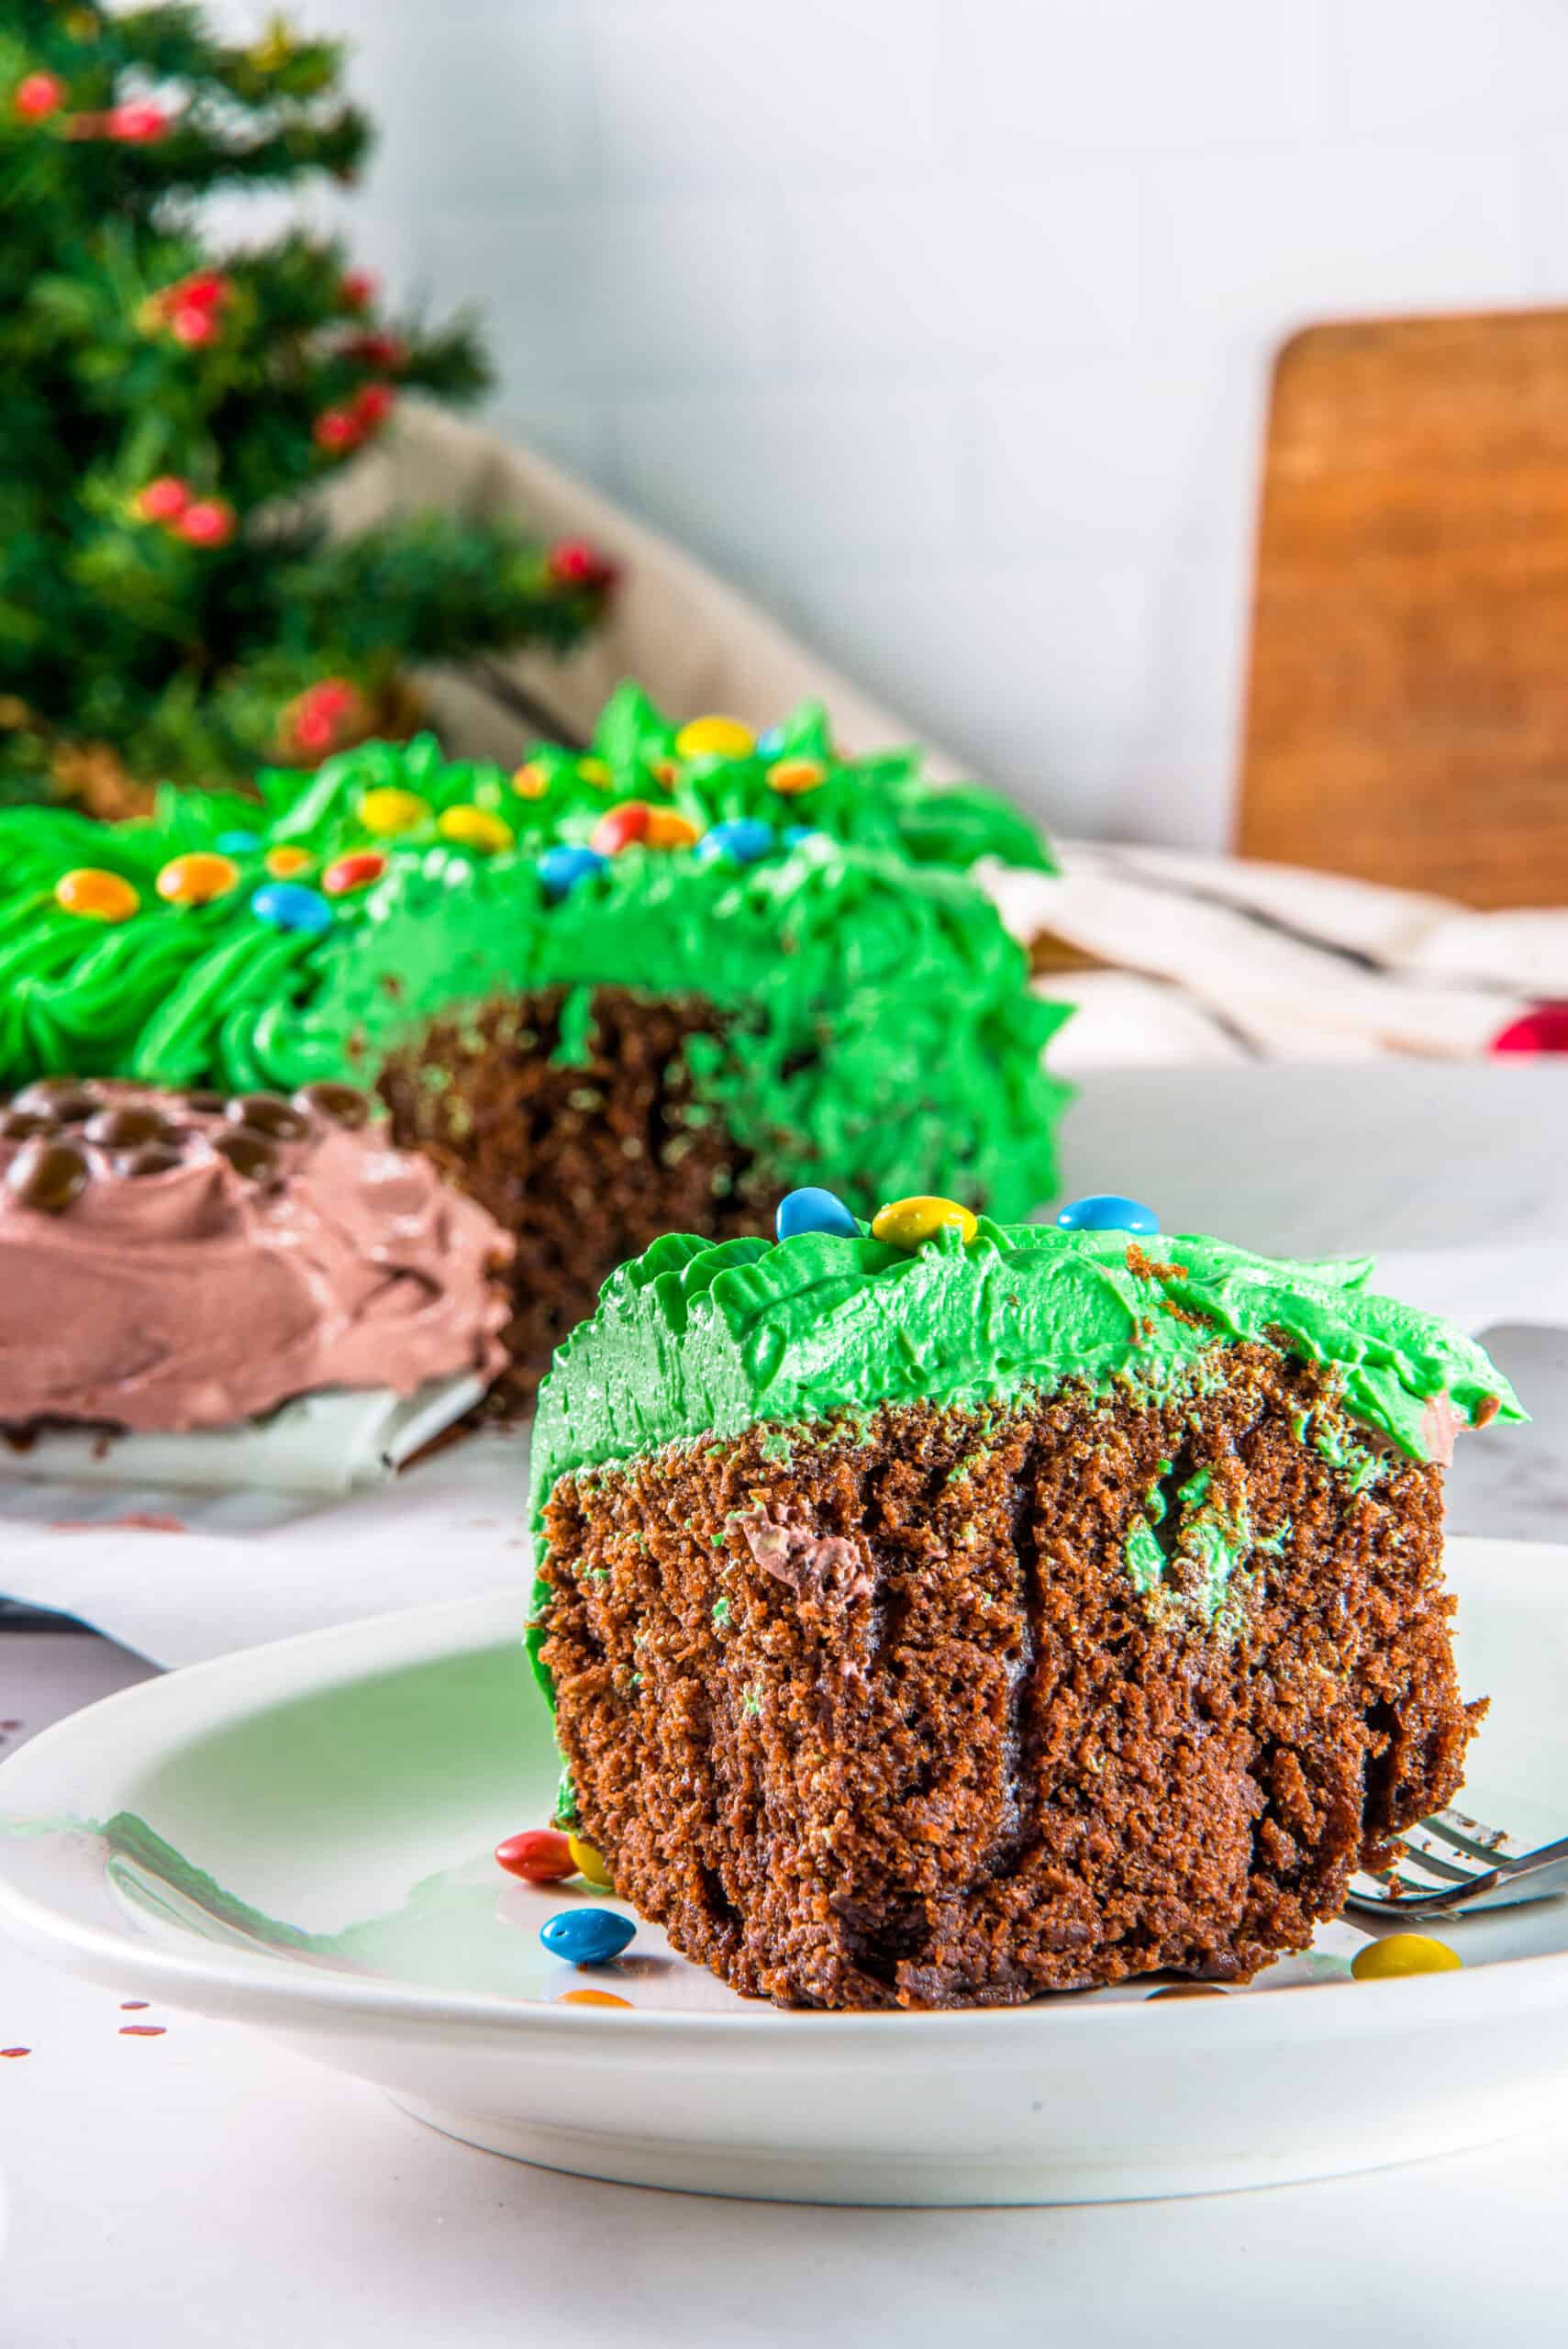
left=1351, top=1933, right=1462, bottom=1981
left=264, top=844, right=313, bottom=880
left=674, top=715, right=756, bottom=763
left=871, top=1196, right=979, bottom=1251
left=568, top=1835, right=614, bottom=1890
left=156, top=852, right=239, bottom=907
left=54, top=867, right=139, bottom=923
left=356, top=786, right=431, bottom=837
left=577, top=757, right=612, bottom=788
left=438, top=805, right=515, bottom=853
left=645, top=807, right=700, bottom=850
left=511, top=761, right=550, bottom=800
left=767, top=757, right=826, bottom=796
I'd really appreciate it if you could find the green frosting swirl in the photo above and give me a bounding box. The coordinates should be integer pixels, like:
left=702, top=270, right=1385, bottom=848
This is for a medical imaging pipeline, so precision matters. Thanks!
left=0, top=685, right=1069, bottom=1216
left=530, top=1218, right=1524, bottom=1518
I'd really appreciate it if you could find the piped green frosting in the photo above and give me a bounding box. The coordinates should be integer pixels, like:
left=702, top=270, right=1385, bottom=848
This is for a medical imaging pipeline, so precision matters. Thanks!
left=531, top=1218, right=1523, bottom=1521
left=0, top=683, right=1069, bottom=1215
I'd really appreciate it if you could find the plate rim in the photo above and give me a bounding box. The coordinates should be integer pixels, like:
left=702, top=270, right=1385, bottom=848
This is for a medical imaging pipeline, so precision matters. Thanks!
left=4, top=1541, right=1568, bottom=2050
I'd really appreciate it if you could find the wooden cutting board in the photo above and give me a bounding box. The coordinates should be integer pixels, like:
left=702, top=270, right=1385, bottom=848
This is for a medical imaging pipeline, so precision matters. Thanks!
left=1237, top=309, right=1568, bottom=908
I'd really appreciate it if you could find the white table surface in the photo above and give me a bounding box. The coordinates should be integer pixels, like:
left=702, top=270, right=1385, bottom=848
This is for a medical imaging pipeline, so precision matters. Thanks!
left=6, top=1060, right=1568, bottom=2341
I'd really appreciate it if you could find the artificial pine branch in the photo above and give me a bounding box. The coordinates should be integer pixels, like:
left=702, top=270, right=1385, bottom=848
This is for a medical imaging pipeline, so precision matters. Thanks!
left=0, top=0, right=613, bottom=806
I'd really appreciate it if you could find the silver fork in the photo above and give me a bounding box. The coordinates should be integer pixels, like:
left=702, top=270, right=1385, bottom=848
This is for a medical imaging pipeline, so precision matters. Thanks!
left=1347, top=1800, right=1568, bottom=1921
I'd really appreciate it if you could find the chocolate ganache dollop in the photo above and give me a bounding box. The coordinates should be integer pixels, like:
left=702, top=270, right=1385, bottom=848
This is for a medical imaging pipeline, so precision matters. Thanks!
left=0, top=1079, right=511, bottom=1431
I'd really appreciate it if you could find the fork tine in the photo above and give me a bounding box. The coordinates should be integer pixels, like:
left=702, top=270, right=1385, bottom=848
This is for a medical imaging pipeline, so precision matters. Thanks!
left=1421, top=1807, right=1518, bottom=1864
left=1396, top=1826, right=1486, bottom=1885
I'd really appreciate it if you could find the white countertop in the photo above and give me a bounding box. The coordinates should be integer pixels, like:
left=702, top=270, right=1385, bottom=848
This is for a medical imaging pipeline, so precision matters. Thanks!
left=6, top=1060, right=1568, bottom=2341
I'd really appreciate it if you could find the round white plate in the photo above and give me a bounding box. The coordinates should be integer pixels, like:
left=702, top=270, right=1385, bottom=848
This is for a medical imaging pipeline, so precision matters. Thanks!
left=1, top=1536, right=1566, bottom=2207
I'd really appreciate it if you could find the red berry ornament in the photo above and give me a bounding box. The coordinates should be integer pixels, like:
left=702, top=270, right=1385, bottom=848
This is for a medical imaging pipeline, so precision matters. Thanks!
left=169, top=303, right=218, bottom=349
left=353, top=383, right=395, bottom=431
left=180, top=272, right=231, bottom=313
left=14, top=73, right=66, bottom=121
left=132, top=475, right=189, bottom=524
left=176, top=498, right=236, bottom=549
left=590, top=800, right=652, bottom=856
left=106, top=100, right=170, bottom=143
left=495, top=1829, right=575, bottom=1884
left=547, top=540, right=616, bottom=590
left=313, top=408, right=361, bottom=453
left=339, top=270, right=377, bottom=313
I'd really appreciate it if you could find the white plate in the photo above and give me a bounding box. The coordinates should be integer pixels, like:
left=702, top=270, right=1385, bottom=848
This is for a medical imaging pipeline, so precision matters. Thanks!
left=1, top=1536, right=1566, bottom=2208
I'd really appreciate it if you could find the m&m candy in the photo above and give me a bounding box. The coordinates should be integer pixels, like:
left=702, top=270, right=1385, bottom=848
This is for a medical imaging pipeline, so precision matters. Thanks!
left=556, top=1987, right=633, bottom=2009
left=54, top=869, right=139, bottom=923
left=510, top=762, right=550, bottom=800
left=1055, top=1195, right=1160, bottom=1236
left=872, top=1196, right=979, bottom=1250
left=216, top=829, right=261, bottom=855
left=321, top=850, right=387, bottom=896
left=1350, top=1933, right=1462, bottom=1981
left=539, top=1907, right=635, bottom=1965
left=156, top=852, right=240, bottom=907
left=439, top=805, right=515, bottom=853
left=675, top=715, right=756, bottom=762
left=644, top=807, right=700, bottom=850
left=263, top=845, right=313, bottom=880
left=755, top=726, right=784, bottom=758
left=776, top=1186, right=859, bottom=1241
left=696, top=818, right=774, bottom=866
left=782, top=825, right=817, bottom=847
left=767, top=757, right=826, bottom=796
left=495, top=1828, right=575, bottom=1884
left=250, top=881, right=333, bottom=935
left=576, top=756, right=612, bottom=788
left=357, top=786, right=430, bottom=837
left=538, top=845, right=607, bottom=902
left=590, top=801, right=652, bottom=857
left=568, top=1835, right=614, bottom=1889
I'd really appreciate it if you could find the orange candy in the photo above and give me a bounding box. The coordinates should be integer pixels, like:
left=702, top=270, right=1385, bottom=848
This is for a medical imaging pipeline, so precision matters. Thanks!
left=264, top=845, right=313, bottom=880
left=556, top=1988, right=633, bottom=2009
left=767, top=757, right=827, bottom=797
left=155, top=852, right=239, bottom=906
left=511, top=763, right=550, bottom=799
left=645, top=807, right=700, bottom=850
left=54, top=868, right=139, bottom=923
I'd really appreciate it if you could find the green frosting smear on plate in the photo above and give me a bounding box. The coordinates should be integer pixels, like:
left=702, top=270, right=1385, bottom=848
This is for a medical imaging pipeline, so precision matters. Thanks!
left=0, top=683, right=1070, bottom=1217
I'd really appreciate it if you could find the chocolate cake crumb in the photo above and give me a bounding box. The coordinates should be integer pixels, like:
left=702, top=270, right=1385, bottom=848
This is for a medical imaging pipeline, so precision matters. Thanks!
left=539, top=1344, right=1475, bottom=2009
left=377, top=986, right=774, bottom=1408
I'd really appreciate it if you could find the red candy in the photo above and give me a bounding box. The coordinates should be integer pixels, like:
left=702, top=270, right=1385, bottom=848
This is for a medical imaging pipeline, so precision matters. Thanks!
left=322, top=850, right=388, bottom=896
left=1492, top=1003, right=1568, bottom=1055
left=495, top=1828, right=576, bottom=1884
left=590, top=801, right=652, bottom=857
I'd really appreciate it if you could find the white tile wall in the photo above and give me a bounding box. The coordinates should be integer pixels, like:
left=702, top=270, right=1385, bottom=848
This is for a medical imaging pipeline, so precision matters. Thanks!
left=209, top=0, right=1568, bottom=848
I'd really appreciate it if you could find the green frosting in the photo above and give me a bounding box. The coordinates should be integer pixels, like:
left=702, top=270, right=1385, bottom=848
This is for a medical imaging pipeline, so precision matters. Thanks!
left=0, top=683, right=1069, bottom=1216
left=530, top=1214, right=1522, bottom=1566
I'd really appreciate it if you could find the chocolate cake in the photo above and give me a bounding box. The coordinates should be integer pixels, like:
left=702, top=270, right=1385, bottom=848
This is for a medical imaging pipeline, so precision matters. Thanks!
left=0, top=1076, right=508, bottom=1433
left=0, top=688, right=1069, bottom=1404
left=528, top=1190, right=1523, bottom=2010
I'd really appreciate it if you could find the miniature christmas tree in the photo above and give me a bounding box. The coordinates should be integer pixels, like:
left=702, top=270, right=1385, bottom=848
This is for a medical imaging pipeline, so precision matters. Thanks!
left=0, top=2, right=614, bottom=810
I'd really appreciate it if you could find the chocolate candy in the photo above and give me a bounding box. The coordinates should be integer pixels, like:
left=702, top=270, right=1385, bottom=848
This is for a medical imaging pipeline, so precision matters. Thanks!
left=120, top=1143, right=183, bottom=1179
left=775, top=1186, right=859, bottom=1241
left=6, top=1140, right=90, bottom=1213
left=871, top=1195, right=979, bottom=1250
left=250, top=879, right=331, bottom=932
left=156, top=852, right=240, bottom=906
left=294, top=1081, right=371, bottom=1130
left=0, top=1108, right=57, bottom=1141
left=589, top=801, right=652, bottom=857
left=695, top=818, right=775, bottom=866
left=766, top=757, right=826, bottom=796
left=438, top=806, right=515, bottom=853
left=674, top=715, right=756, bottom=762
left=321, top=850, right=388, bottom=897
left=84, top=1104, right=172, bottom=1149
left=212, top=1129, right=279, bottom=1183
left=644, top=807, right=700, bottom=850
left=54, top=868, right=139, bottom=923
left=538, top=1907, right=635, bottom=1965
left=1055, top=1195, right=1161, bottom=1237
left=495, top=1829, right=576, bottom=1884
left=357, top=786, right=430, bottom=837
left=228, top=1092, right=309, bottom=1140
left=187, top=1090, right=226, bottom=1112
left=567, top=1835, right=614, bottom=1889
left=1350, top=1933, right=1462, bottom=1981
left=12, top=1079, right=100, bottom=1123
left=538, top=845, right=607, bottom=902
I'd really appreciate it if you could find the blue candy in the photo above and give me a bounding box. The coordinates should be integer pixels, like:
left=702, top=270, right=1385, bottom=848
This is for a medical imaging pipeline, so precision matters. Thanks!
left=756, top=725, right=784, bottom=758
left=538, top=844, right=608, bottom=902
left=1056, top=1194, right=1160, bottom=1236
left=250, top=881, right=333, bottom=935
left=776, top=1186, right=859, bottom=1241
left=782, top=825, right=817, bottom=847
left=539, top=1906, right=636, bottom=1966
left=696, top=818, right=775, bottom=866
left=217, top=829, right=261, bottom=854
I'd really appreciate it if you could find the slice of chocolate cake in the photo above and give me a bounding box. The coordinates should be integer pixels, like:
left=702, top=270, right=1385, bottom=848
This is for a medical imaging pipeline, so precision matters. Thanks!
left=528, top=1190, right=1523, bottom=2010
